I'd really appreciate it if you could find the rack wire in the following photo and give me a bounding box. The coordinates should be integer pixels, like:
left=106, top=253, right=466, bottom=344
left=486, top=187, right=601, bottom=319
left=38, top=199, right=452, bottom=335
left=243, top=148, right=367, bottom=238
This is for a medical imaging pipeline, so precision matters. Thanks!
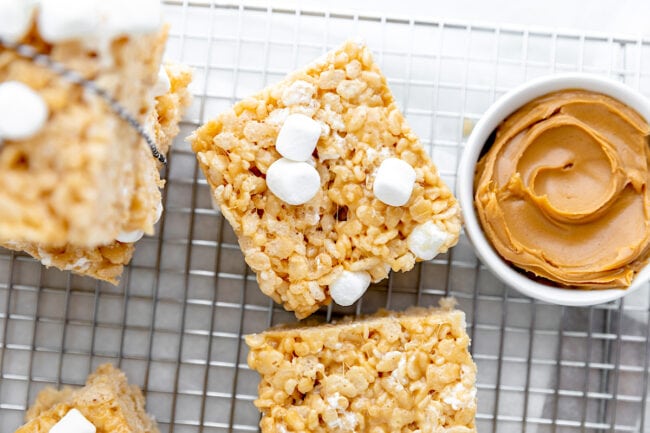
left=2, top=1, right=650, bottom=432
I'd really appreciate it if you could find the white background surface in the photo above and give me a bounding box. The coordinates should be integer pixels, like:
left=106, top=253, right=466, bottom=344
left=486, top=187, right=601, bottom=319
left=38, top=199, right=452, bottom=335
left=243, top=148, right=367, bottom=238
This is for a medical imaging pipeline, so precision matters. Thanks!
left=294, top=0, right=650, bottom=37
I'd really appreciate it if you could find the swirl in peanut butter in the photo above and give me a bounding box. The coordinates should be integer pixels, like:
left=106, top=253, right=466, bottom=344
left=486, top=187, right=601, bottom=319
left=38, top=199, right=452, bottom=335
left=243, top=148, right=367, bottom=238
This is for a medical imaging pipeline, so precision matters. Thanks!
left=475, top=89, right=650, bottom=288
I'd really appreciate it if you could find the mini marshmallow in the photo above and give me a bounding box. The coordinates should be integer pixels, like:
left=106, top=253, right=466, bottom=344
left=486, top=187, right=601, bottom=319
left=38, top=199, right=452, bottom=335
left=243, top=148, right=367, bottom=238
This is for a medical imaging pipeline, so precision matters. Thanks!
left=154, top=201, right=163, bottom=223
left=39, top=0, right=161, bottom=43
left=38, top=0, right=102, bottom=43
left=101, top=0, right=161, bottom=37
left=0, top=81, right=49, bottom=140
left=50, top=409, right=96, bottom=433
left=275, top=114, right=321, bottom=162
left=37, top=248, right=54, bottom=267
left=407, top=221, right=449, bottom=261
left=373, top=157, right=416, bottom=206
left=116, top=229, right=144, bottom=243
left=0, top=0, right=36, bottom=42
left=329, top=270, right=371, bottom=306
left=152, top=65, right=171, bottom=97
left=266, top=157, right=320, bottom=205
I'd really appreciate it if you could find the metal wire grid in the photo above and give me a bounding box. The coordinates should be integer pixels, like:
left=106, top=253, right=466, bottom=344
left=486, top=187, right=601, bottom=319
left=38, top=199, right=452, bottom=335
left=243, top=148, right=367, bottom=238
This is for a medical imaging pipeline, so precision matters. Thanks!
left=1, top=1, right=650, bottom=432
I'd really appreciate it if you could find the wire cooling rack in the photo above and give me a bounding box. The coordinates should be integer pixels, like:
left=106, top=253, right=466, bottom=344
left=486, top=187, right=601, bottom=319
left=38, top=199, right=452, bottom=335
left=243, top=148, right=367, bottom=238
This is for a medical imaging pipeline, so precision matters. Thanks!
left=2, top=1, right=650, bottom=432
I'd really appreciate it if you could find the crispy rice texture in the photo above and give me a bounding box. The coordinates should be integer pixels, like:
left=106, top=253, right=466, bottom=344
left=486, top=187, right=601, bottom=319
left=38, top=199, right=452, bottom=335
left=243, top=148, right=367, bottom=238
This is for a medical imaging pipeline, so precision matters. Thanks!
left=16, top=364, right=158, bottom=433
left=246, top=303, right=477, bottom=433
left=191, top=41, right=461, bottom=318
left=0, top=21, right=171, bottom=247
left=1, top=64, right=192, bottom=284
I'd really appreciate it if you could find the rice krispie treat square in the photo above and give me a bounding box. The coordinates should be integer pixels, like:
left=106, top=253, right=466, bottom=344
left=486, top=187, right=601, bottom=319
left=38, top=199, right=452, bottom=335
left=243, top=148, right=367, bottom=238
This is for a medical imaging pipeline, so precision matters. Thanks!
left=0, top=3, right=169, bottom=247
left=246, top=304, right=477, bottom=433
left=191, top=41, right=461, bottom=318
left=16, top=364, right=158, bottom=433
left=1, top=64, right=193, bottom=283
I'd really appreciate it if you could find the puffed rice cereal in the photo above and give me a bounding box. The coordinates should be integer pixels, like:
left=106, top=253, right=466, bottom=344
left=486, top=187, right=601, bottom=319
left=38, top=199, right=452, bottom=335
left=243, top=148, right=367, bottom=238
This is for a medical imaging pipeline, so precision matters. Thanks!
left=1, top=64, right=192, bottom=284
left=245, top=303, right=477, bottom=433
left=191, top=40, right=461, bottom=318
left=16, top=364, right=159, bottom=433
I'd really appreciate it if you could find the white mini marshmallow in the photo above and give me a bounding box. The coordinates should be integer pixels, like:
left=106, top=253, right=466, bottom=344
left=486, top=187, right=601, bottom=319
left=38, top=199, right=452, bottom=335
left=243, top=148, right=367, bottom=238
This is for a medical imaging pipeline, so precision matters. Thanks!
left=329, top=270, right=371, bottom=306
left=116, top=229, right=144, bottom=243
left=38, top=0, right=161, bottom=43
left=101, top=0, right=161, bottom=36
left=0, top=0, right=36, bottom=42
left=373, top=157, right=416, bottom=206
left=0, top=81, right=49, bottom=140
left=50, top=409, right=96, bottom=433
left=37, top=248, right=54, bottom=267
left=407, top=221, right=449, bottom=260
left=275, top=114, right=321, bottom=162
left=266, top=158, right=320, bottom=205
left=152, top=65, right=171, bottom=97
left=38, top=0, right=102, bottom=43
left=154, top=201, right=163, bottom=223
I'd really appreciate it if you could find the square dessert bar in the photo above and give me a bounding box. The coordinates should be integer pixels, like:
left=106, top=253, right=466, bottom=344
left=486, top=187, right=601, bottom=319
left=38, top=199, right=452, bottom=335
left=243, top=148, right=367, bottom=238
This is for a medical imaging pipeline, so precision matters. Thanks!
left=1, top=63, right=192, bottom=283
left=16, top=364, right=159, bottom=433
left=246, top=305, right=477, bottom=433
left=192, top=41, right=461, bottom=318
left=0, top=18, right=167, bottom=247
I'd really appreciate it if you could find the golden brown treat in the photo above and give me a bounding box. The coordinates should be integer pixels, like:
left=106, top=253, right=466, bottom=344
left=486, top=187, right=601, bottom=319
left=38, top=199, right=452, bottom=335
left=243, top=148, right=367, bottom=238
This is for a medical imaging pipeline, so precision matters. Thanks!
left=17, top=364, right=158, bottom=433
left=246, top=304, right=477, bottom=433
left=1, top=64, right=193, bottom=284
left=128, top=63, right=194, bottom=235
left=0, top=19, right=169, bottom=247
left=191, top=41, right=461, bottom=318
left=475, top=89, right=650, bottom=288
left=24, top=387, right=75, bottom=421
left=2, top=240, right=133, bottom=284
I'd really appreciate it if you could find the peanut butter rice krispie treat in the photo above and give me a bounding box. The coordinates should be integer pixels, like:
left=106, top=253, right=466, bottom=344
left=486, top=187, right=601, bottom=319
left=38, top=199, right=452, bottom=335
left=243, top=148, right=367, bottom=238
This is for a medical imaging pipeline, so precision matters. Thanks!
left=1, top=64, right=192, bottom=283
left=0, top=1, right=173, bottom=247
left=191, top=41, right=461, bottom=318
left=16, top=364, right=158, bottom=433
left=246, top=304, right=477, bottom=433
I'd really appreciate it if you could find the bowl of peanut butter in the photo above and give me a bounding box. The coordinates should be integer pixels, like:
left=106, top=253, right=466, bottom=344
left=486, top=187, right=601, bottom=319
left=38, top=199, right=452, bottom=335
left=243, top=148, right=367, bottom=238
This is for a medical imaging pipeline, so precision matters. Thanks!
left=458, top=73, right=650, bottom=306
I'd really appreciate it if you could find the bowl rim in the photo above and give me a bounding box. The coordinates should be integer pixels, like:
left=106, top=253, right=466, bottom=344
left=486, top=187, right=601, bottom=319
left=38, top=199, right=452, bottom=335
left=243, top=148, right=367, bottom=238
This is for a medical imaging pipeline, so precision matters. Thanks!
left=457, top=72, right=650, bottom=306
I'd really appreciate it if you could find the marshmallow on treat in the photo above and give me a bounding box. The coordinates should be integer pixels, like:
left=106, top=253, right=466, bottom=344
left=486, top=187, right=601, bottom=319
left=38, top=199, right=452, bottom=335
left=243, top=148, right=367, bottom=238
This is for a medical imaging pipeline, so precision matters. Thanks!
left=101, top=0, right=162, bottom=37
left=0, top=1, right=36, bottom=42
left=38, top=0, right=161, bottom=44
left=49, top=409, right=96, bottom=433
left=118, top=202, right=163, bottom=241
left=116, top=229, right=144, bottom=243
left=38, top=0, right=102, bottom=43
left=266, top=157, right=320, bottom=205
left=407, top=221, right=449, bottom=261
left=373, top=157, right=416, bottom=206
left=0, top=81, right=49, bottom=141
left=154, top=201, right=163, bottom=223
left=329, top=270, right=371, bottom=306
left=276, top=113, right=321, bottom=162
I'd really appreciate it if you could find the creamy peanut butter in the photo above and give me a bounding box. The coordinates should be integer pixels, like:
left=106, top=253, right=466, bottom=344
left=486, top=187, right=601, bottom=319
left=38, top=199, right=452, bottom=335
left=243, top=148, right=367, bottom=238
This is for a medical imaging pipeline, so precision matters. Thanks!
left=475, top=89, right=650, bottom=288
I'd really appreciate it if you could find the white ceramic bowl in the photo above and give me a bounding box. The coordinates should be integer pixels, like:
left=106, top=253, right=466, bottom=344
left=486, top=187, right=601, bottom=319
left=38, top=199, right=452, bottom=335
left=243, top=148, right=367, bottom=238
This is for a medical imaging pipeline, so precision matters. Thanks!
left=457, top=73, right=650, bottom=306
